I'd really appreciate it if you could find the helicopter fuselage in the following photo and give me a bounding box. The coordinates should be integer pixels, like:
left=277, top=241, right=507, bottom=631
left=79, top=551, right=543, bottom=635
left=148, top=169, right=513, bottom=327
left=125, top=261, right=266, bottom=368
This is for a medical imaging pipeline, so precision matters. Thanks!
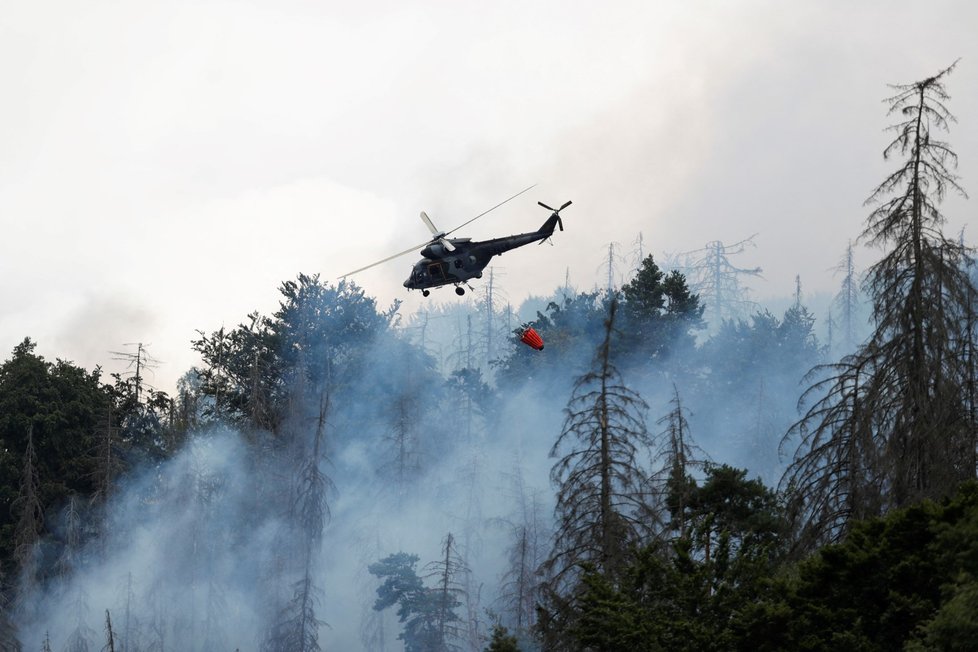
left=403, top=214, right=560, bottom=294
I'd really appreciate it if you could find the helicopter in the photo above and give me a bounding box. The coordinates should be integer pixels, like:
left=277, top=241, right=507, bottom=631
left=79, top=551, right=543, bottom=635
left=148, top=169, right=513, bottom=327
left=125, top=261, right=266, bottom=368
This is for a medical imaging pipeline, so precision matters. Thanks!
left=341, top=188, right=571, bottom=297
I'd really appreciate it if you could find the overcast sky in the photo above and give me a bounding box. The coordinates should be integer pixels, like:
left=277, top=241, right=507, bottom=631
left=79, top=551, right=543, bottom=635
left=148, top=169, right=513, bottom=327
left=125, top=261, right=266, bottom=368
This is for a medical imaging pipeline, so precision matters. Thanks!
left=2, top=0, right=976, bottom=392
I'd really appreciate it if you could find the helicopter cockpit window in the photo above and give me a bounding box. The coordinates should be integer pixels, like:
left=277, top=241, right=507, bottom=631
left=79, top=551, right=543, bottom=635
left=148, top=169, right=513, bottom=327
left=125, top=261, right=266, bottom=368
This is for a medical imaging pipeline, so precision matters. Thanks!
left=427, top=262, right=446, bottom=280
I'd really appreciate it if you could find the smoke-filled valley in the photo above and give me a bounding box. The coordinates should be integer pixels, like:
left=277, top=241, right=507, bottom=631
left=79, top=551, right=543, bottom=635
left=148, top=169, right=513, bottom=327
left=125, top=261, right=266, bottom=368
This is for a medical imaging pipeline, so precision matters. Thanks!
left=3, top=63, right=978, bottom=652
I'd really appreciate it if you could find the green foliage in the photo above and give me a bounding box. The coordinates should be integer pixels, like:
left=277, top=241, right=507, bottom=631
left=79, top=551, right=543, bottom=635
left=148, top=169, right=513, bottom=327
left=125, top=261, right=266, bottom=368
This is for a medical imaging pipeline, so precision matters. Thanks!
left=701, top=307, right=820, bottom=386
left=555, top=465, right=788, bottom=651
left=369, top=551, right=461, bottom=652
left=493, top=290, right=611, bottom=388
left=620, top=255, right=703, bottom=363
left=0, top=338, right=112, bottom=568
left=738, top=482, right=978, bottom=650
left=191, top=275, right=448, bottom=462
left=495, top=261, right=702, bottom=390
left=907, top=579, right=978, bottom=651
left=485, top=624, right=521, bottom=652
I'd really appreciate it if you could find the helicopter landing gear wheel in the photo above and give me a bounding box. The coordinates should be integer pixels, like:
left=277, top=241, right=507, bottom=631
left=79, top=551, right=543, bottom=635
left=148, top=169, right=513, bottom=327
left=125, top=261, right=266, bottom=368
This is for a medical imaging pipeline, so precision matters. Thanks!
left=422, top=289, right=430, bottom=297
left=455, top=286, right=465, bottom=296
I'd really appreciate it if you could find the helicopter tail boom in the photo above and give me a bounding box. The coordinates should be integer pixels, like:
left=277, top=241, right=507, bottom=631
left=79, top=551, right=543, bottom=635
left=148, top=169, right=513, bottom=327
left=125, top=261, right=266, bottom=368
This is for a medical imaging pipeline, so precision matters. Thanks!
left=538, top=212, right=563, bottom=237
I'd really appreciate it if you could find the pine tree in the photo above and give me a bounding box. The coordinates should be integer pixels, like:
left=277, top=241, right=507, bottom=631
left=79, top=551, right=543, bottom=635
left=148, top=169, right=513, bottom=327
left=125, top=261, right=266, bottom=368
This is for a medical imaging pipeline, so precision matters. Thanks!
left=484, top=625, right=521, bottom=652
left=496, top=462, right=547, bottom=636
left=103, top=610, right=116, bottom=652
left=833, top=240, right=861, bottom=352
left=262, top=392, right=332, bottom=652
left=62, top=583, right=97, bottom=652
left=651, top=385, right=708, bottom=541
left=379, top=395, right=422, bottom=509
left=12, top=425, right=42, bottom=598
left=422, top=533, right=467, bottom=651
left=369, top=548, right=463, bottom=652
left=619, top=255, right=703, bottom=364
left=783, top=62, right=977, bottom=549
left=544, top=300, right=654, bottom=590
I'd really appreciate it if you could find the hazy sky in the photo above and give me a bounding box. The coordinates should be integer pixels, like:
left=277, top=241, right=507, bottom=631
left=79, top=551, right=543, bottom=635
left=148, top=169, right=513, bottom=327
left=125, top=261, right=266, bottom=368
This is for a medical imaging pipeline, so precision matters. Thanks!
left=2, top=0, right=976, bottom=392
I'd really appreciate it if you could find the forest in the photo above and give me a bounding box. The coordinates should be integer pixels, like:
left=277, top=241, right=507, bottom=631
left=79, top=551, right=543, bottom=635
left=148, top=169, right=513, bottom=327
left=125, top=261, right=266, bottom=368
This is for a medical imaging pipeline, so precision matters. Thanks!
left=1, top=66, right=977, bottom=651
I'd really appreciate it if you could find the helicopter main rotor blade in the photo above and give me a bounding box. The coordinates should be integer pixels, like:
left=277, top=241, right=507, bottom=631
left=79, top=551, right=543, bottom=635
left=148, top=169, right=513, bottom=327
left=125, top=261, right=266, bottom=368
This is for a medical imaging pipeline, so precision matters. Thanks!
left=420, top=211, right=440, bottom=236
left=420, top=211, right=454, bottom=251
left=443, top=183, right=537, bottom=237
left=338, top=239, right=431, bottom=278
left=340, top=184, right=536, bottom=280
left=538, top=200, right=572, bottom=212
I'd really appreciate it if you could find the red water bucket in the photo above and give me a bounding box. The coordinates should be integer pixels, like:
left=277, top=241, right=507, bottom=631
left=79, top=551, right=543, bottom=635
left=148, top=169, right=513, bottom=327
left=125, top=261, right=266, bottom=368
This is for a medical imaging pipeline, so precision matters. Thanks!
left=519, top=327, right=544, bottom=351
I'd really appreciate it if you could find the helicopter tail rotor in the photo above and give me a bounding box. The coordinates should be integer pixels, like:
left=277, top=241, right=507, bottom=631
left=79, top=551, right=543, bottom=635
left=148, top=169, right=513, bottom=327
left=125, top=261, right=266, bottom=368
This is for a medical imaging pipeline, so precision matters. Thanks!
left=537, top=200, right=571, bottom=240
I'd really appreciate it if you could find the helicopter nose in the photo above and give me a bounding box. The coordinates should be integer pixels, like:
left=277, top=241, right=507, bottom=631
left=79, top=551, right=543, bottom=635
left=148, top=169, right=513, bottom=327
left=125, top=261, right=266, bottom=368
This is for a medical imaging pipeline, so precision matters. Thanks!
left=403, top=279, right=410, bottom=288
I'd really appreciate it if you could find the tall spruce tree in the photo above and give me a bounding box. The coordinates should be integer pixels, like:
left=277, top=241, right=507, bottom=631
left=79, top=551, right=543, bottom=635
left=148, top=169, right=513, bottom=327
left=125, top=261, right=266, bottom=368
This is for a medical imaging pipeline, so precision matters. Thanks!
left=651, top=385, right=708, bottom=541
left=783, top=62, right=977, bottom=549
left=833, top=240, right=861, bottom=353
left=544, top=300, right=654, bottom=588
left=496, top=462, right=547, bottom=637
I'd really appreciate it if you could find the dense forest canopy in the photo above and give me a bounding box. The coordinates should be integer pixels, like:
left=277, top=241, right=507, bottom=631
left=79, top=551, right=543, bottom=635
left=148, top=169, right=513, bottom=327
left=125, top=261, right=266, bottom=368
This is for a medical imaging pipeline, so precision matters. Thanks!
left=0, top=64, right=976, bottom=651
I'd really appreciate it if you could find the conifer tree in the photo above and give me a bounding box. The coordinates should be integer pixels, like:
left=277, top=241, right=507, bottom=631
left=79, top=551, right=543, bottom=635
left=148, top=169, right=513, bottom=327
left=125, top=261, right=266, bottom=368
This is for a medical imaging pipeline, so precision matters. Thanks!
left=12, top=426, right=42, bottom=598
left=263, top=392, right=332, bottom=652
left=0, top=577, right=18, bottom=652
left=833, top=240, right=861, bottom=352
left=369, top=546, right=464, bottom=652
left=619, top=255, right=703, bottom=363
left=496, top=462, right=547, bottom=636
left=544, top=300, right=653, bottom=591
left=783, top=62, right=977, bottom=548
left=104, top=610, right=115, bottom=652
left=651, top=385, right=708, bottom=541
left=422, top=533, right=467, bottom=651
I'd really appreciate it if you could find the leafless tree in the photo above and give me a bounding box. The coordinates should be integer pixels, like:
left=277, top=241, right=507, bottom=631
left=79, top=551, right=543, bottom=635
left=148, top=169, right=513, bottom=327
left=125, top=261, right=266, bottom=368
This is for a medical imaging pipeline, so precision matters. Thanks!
left=378, top=395, right=422, bottom=510
left=494, top=462, right=547, bottom=635
left=680, top=236, right=763, bottom=328
left=422, top=533, right=468, bottom=652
